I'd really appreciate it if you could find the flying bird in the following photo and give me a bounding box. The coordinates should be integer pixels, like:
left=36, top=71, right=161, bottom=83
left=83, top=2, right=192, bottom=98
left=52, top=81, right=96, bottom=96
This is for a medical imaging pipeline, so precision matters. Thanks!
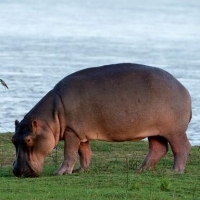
left=0, top=79, right=9, bottom=89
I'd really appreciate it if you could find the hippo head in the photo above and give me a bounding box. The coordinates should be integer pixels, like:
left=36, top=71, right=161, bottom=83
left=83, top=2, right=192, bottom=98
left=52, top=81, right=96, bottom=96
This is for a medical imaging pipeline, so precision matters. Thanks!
left=12, top=118, right=55, bottom=177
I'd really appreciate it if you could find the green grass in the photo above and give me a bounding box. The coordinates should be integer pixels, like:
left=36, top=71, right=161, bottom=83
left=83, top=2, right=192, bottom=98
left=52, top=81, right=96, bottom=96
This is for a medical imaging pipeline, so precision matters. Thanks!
left=0, top=133, right=200, bottom=200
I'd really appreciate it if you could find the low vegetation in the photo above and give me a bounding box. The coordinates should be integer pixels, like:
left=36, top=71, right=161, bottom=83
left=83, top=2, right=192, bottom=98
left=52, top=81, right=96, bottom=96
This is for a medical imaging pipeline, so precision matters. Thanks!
left=0, top=133, right=200, bottom=200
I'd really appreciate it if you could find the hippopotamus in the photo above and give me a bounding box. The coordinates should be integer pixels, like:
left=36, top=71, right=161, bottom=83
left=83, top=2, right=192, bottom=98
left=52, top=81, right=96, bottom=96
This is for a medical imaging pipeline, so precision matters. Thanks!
left=12, top=63, right=191, bottom=177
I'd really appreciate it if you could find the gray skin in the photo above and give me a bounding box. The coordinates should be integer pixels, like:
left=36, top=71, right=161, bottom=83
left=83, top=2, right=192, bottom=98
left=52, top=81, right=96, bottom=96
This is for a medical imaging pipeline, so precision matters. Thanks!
left=12, top=63, right=191, bottom=177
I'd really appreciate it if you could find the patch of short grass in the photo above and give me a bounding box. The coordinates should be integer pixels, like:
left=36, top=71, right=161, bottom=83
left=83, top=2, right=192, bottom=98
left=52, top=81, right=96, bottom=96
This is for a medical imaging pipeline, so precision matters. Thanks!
left=0, top=133, right=200, bottom=200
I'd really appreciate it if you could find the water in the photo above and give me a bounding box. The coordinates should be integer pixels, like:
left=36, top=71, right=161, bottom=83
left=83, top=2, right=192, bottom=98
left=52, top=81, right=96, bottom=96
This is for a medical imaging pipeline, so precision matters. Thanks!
left=0, top=0, right=200, bottom=145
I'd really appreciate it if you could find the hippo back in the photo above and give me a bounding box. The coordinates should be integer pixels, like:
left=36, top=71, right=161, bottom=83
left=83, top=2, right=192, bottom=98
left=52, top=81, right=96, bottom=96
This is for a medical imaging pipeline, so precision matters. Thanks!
left=53, top=63, right=191, bottom=141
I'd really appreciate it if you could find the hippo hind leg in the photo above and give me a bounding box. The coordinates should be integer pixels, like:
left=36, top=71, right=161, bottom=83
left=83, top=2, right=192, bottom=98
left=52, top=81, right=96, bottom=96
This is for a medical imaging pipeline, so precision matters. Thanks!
left=73, top=141, right=92, bottom=173
left=168, top=132, right=191, bottom=172
left=139, top=136, right=168, bottom=171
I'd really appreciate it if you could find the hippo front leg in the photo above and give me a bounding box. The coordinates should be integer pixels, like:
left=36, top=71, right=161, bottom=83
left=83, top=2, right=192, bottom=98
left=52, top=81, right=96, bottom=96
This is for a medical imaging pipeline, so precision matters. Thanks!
left=73, top=141, right=92, bottom=173
left=54, top=129, right=80, bottom=175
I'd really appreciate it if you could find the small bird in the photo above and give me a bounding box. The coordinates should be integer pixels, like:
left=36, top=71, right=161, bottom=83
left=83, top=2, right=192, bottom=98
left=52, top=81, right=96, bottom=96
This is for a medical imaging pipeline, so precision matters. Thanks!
left=0, top=79, right=9, bottom=89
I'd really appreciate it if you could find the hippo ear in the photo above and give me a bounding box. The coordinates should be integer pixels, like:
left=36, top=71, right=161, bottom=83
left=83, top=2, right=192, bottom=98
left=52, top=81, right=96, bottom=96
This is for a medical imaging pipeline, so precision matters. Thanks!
left=15, top=120, right=20, bottom=127
left=15, top=120, right=20, bottom=131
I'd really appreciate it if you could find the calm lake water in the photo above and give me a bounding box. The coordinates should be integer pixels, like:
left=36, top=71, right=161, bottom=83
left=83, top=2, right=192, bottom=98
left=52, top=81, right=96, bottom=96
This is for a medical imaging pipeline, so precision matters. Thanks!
left=0, top=0, right=200, bottom=145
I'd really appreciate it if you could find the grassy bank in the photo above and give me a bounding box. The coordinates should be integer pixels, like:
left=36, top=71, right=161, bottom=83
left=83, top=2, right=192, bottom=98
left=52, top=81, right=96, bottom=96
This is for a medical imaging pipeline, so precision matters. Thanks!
left=0, top=133, right=200, bottom=200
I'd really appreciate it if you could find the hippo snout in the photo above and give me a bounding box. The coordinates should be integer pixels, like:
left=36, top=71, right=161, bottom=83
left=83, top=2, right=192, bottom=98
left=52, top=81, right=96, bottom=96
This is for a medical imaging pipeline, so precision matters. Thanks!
left=13, top=167, right=24, bottom=177
left=13, top=164, right=39, bottom=178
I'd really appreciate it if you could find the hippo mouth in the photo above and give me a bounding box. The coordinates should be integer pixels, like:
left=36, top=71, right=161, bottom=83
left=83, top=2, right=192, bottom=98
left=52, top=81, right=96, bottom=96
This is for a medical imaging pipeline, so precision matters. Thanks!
left=13, top=160, right=40, bottom=178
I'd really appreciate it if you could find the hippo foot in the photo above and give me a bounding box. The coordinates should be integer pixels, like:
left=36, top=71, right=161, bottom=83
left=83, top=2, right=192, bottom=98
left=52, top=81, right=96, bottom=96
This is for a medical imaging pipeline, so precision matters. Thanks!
left=137, top=164, right=155, bottom=173
left=54, top=167, right=86, bottom=175
left=53, top=170, right=72, bottom=175
left=53, top=166, right=73, bottom=175
left=53, top=170, right=69, bottom=175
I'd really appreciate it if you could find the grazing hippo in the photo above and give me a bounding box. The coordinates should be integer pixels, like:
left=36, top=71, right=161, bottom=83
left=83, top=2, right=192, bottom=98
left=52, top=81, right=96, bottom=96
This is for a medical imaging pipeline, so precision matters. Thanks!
left=12, top=63, right=191, bottom=177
